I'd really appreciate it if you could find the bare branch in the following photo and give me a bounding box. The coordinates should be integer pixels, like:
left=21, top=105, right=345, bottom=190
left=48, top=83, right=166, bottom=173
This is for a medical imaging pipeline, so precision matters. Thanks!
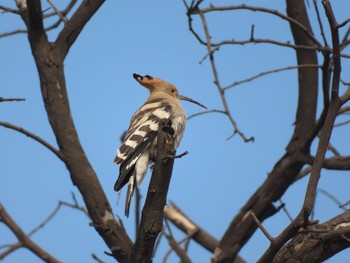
left=251, top=212, right=275, bottom=243
left=0, top=121, right=65, bottom=161
left=0, top=5, right=21, bottom=14
left=197, top=9, right=253, bottom=142
left=56, top=0, right=106, bottom=58
left=130, top=122, right=176, bottom=262
left=0, top=97, right=25, bottom=102
left=163, top=232, right=192, bottom=263
left=0, top=242, right=22, bottom=260
left=187, top=109, right=226, bottom=120
left=164, top=203, right=246, bottom=263
left=224, top=64, right=321, bottom=91
left=29, top=199, right=89, bottom=238
left=302, top=0, right=343, bottom=221
left=338, top=18, right=350, bottom=29
left=92, top=253, right=105, bottom=263
left=47, top=0, right=67, bottom=23
left=0, top=29, right=27, bottom=38
left=0, top=204, right=61, bottom=263
left=318, top=189, right=347, bottom=211
left=272, top=210, right=350, bottom=262
left=313, top=0, right=329, bottom=47
left=196, top=4, right=322, bottom=48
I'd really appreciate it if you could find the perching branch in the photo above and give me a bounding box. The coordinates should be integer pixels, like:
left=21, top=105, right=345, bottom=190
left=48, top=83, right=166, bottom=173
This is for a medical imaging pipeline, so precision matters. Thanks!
left=129, top=121, right=176, bottom=262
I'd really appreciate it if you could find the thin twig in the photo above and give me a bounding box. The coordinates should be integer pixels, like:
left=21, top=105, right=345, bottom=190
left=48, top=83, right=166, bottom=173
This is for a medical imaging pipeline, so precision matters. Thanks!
left=0, top=242, right=22, bottom=260
left=0, top=97, right=25, bottom=102
left=163, top=232, right=192, bottom=263
left=164, top=151, right=189, bottom=161
left=223, top=64, right=321, bottom=91
left=0, top=204, right=61, bottom=263
left=0, top=29, right=27, bottom=38
left=0, top=5, right=20, bottom=14
left=28, top=199, right=89, bottom=237
left=47, top=0, right=67, bottom=23
left=313, top=0, right=329, bottom=47
left=278, top=199, right=293, bottom=222
left=199, top=46, right=220, bottom=64
left=187, top=109, right=226, bottom=120
left=334, top=119, right=350, bottom=127
left=250, top=212, right=275, bottom=242
left=318, top=189, right=347, bottom=211
left=340, top=200, right=350, bottom=208
left=197, top=9, right=254, bottom=142
left=92, top=253, right=105, bottom=263
left=337, top=18, right=350, bottom=29
left=327, top=141, right=341, bottom=156
left=0, top=121, right=65, bottom=161
left=197, top=4, right=322, bottom=47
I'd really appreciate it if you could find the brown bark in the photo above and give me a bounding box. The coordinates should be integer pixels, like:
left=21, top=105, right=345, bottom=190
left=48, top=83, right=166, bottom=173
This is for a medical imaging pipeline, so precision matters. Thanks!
left=21, top=1, right=133, bottom=262
left=213, top=1, right=319, bottom=262
left=273, top=211, right=350, bottom=263
left=129, top=122, right=176, bottom=263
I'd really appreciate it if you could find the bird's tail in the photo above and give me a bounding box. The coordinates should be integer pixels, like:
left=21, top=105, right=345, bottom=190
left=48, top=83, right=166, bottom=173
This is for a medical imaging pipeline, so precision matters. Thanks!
left=125, top=175, right=136, bottom=217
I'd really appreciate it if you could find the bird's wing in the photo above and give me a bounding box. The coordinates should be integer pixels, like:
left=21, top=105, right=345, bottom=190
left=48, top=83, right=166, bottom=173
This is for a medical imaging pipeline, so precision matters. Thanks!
left=114, top=100, right=172, bottom=191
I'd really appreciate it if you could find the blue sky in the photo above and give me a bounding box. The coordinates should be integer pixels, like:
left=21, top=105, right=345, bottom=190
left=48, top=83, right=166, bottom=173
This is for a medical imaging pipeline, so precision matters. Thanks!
left=1, top=1, right=350, bottom=262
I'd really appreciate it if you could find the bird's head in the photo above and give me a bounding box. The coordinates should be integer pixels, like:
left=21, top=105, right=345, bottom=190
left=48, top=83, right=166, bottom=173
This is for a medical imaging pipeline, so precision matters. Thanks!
left=133, top=73, right=207, bottom=109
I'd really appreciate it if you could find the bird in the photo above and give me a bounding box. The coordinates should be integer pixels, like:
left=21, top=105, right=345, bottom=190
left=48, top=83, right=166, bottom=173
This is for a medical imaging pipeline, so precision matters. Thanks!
left=114, top=73, right=206, bottom=217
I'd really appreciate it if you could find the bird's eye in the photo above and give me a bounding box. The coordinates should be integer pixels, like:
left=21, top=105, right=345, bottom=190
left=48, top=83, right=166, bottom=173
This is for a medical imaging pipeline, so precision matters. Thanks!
left=171, top=89, right=175, bottom=93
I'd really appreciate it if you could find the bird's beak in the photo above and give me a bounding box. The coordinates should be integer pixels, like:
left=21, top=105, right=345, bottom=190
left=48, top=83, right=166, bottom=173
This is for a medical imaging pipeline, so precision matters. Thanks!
left=178, top=95, right=207, bottom=109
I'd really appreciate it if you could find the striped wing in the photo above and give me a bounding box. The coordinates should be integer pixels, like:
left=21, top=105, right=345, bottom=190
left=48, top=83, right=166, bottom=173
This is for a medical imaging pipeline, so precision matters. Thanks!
left=114, top=99, right=172, bottom=191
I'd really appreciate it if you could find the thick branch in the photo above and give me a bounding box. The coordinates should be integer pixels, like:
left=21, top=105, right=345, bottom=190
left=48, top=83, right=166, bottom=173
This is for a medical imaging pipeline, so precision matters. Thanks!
left=273, top=211, right=350, bottom=263
left=129, top=123, right=176, bottom=263
left=302, top=154, right=350, bottom=170
left=56, top=0, right=105, bottom=58
left=22, top=1, right=133, bottom=261
left=26, top=0, right=47, bottom=43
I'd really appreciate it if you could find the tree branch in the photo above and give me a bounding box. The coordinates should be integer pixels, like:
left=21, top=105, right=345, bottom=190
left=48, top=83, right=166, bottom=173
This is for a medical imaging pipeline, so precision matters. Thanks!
left=197, top=9, right=253, bottom=142
left=193, top=3, right=322, bottom=48
left=0, top=204, right=61, bottom=263
left=0, top=121, right=65, bottom=161
left=302, top=0, right=342, bottom=222
left=0, top=97, right=25, bottom=102
left=273, top=210, right=350, bottom=262
left=129, top=122, right=176, bottom=262
left=20, top=1, right=134, bottom=261
left=164, top=203, right=246, bottom=263
left=56, top=0, right=105, bottom=58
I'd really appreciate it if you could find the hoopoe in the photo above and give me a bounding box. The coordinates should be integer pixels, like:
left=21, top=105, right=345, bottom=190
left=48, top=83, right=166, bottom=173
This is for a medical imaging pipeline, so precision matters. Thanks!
left=114, top=73, right=206, bottom=217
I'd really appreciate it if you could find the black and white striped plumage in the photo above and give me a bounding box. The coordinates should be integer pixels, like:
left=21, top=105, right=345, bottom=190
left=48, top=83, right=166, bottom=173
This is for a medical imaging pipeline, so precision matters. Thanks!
left=114, top=74, right=186, bottom=217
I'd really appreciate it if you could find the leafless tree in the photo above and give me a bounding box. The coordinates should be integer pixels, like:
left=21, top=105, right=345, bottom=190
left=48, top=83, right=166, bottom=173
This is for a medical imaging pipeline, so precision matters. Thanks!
left=1, top=0, right=350, bottom=262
